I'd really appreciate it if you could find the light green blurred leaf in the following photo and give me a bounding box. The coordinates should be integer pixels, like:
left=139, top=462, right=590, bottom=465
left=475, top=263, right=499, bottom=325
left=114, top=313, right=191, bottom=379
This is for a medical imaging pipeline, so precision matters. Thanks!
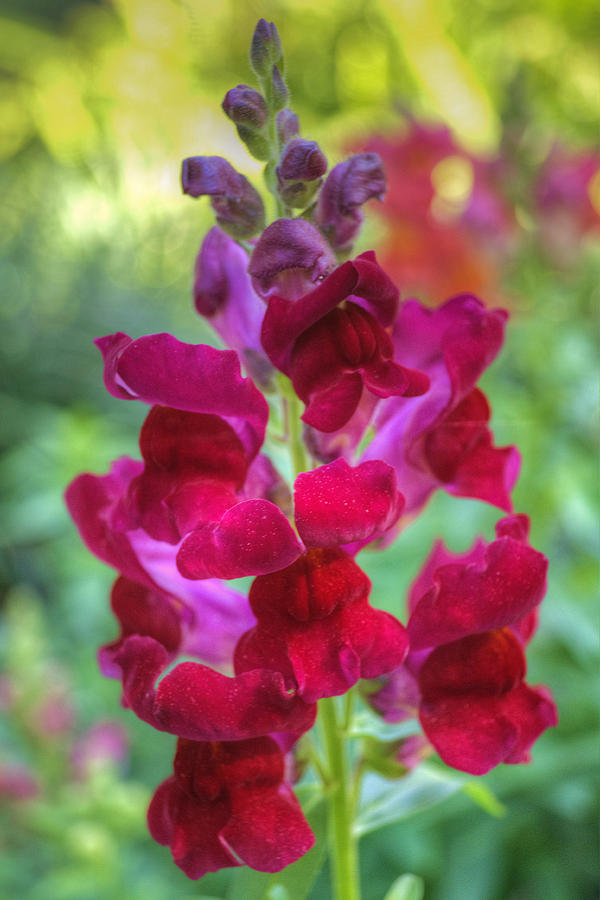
left=383, top=873, right=425, bottom=900
left=349, top=711, right=420, bottom=742
left=355, top=765, right=464, bottom=837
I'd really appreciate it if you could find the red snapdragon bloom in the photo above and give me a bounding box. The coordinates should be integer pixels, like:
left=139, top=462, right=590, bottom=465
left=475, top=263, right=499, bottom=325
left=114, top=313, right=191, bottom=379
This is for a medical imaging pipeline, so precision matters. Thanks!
left=260, top=252, right=429, bottom=432
left=370, top=515, right=557, bottom=774
left=418, top=628, right=557, bottom=775
left=148, top=736, right=314, bottom=878
left=235, top=547, right=409, bottom=703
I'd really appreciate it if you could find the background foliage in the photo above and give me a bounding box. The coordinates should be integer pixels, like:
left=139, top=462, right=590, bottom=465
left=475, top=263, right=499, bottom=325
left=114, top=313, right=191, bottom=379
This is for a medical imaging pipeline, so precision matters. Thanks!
left=1, top=1, right=598, bottom=898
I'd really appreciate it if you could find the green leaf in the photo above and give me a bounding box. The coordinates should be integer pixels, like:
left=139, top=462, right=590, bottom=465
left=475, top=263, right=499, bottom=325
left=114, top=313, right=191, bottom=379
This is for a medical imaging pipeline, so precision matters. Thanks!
left=354, top=765, right=464, bottom=837
left=383, top=874, right=425, bottom=900
left=226, top=799, right=327, bottom=900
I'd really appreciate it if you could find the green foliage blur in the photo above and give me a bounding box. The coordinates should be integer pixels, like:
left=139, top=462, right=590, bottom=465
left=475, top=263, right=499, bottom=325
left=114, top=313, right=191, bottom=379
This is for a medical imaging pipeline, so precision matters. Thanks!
left=1, top=1, right=598, bottom=899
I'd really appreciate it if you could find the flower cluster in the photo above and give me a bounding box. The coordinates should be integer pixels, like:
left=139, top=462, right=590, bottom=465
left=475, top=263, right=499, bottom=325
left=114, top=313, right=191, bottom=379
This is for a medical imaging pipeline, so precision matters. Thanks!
left=66, top=19, right=557, bottom=884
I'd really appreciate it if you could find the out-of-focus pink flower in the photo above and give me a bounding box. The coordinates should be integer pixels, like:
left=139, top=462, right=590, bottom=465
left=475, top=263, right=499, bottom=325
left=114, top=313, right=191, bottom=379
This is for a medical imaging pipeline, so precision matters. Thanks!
left=361, top=122, right=517, bottom=303
left=0, top=763, right=40, bottom=801
left=71, top=721, right=129, bottom=780
left=534, top=145, right=600, bottom=266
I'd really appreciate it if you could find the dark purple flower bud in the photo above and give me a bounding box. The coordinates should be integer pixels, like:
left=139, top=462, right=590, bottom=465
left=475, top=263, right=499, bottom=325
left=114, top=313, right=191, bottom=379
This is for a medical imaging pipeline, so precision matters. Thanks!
left=181, top=156, right=265, bottom=239
left=222, top=85, right=268, bottom=130
left=271, top=64, right=288, bottom=111
left=276, top=139, right=328, bottom=208
left=250, top=19, right=283, bottom=78
left=314, top=153, right=387, bottom=250
left=278, top=139, right=327, bottom=182
left=249, top=218, right=336, bottom=300
left=277, top=109, right=300, bottom=145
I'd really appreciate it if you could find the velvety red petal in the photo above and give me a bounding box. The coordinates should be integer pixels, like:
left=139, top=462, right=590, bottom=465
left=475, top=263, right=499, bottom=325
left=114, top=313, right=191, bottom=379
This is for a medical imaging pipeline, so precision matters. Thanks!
left=447, top=436, right=521, bottom=512
left=294, top=458, right=404, bottom=547
left=261, top=262, right=358, bottom=372
left=65, top=458, right=154, bottom=589
left=407, top=537, right=487, bottom=618
left=408, top=533, right=548, bottom=650
left=420, top=693, right=520, bottom=775
left=223, top=784, right=314, bottom=872
left=300, top=374, right=364, bottom=432
left=116, top=635, right=316, bottom=741
left=99, top=576, right=182, bottom=677
left=176, top=499, right=304, bottom=579
left=418, top=630, right=527, bottom=702
left=95, top=332, right=268, bottom=461
left=148, top=778, right=237, bottom=878
left=501, top=683, right=558, bottom=764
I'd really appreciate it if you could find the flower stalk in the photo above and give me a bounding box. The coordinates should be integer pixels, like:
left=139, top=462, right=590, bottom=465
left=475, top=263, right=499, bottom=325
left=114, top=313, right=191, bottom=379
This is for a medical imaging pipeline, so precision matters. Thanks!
left=320, top=697, right=361, bottom=900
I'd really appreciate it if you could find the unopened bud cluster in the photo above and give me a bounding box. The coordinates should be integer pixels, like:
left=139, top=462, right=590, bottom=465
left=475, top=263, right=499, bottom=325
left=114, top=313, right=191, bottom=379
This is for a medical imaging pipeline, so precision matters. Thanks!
left=182, top=18, right=386, bottom=251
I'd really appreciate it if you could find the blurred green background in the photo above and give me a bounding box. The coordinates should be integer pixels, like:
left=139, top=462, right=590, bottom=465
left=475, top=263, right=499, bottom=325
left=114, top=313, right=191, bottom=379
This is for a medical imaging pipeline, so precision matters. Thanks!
left=0, top=1, right=598, bottom=898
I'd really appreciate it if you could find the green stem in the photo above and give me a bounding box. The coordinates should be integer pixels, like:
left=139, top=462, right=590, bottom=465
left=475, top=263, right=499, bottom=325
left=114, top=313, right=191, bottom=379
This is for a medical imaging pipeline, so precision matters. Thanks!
left=285, top=392, right=308, bottom=477
left=320, top=697, right=361, bottom=900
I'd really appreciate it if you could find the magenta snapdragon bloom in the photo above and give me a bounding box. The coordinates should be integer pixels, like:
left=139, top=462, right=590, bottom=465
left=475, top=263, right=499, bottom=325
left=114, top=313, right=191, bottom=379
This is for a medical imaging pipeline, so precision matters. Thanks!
left=67, top=332, right=305, bottom=586
left=352, top=294, right=521, bottom=519
left=260, top=251, right=429, bottom=431
left=371, top=515, right=557, bottom=774
left=148, top=736, right=314, bottom=879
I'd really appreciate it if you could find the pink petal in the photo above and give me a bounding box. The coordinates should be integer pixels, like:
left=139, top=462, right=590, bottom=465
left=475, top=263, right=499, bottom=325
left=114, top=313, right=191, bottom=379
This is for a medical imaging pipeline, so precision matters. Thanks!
left=408, top=529, right=548, bottom=651
left=294, top=458, right=404, bottom=547
left=95, top=332, right=268, bottom=461
left=176, top=499, right=304, bottom=579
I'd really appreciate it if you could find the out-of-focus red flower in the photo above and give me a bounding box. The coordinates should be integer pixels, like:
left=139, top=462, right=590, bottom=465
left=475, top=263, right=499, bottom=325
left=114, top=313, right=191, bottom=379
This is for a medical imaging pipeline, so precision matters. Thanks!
left=361, top=122, right=517, bottom=304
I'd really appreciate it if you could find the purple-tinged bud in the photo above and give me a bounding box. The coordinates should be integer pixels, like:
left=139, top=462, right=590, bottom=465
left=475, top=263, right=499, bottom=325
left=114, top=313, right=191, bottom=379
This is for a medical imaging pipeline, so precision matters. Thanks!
left=181, top=156, right=265, bottom=239
left=222, top=85, right=268, bottom=130
left=276, top=139, right=328, bottom=208
left=250, top=19, right=283, bottom=78
left=277, top=109, right=300, bottom=145
left=271, top=64, right=288, bottom=111
left=249, top=218, right=337, bottom=300
left=314, top=153, right=387, bottom=250
left=278, top=139, right=327, bottom=182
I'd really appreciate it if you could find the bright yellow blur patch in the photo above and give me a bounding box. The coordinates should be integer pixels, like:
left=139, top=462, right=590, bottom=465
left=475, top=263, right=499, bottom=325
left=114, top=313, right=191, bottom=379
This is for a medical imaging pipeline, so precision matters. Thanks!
left=430, top=154, right=474, bottom=221
left=385, top=0, right=499, bottom=153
